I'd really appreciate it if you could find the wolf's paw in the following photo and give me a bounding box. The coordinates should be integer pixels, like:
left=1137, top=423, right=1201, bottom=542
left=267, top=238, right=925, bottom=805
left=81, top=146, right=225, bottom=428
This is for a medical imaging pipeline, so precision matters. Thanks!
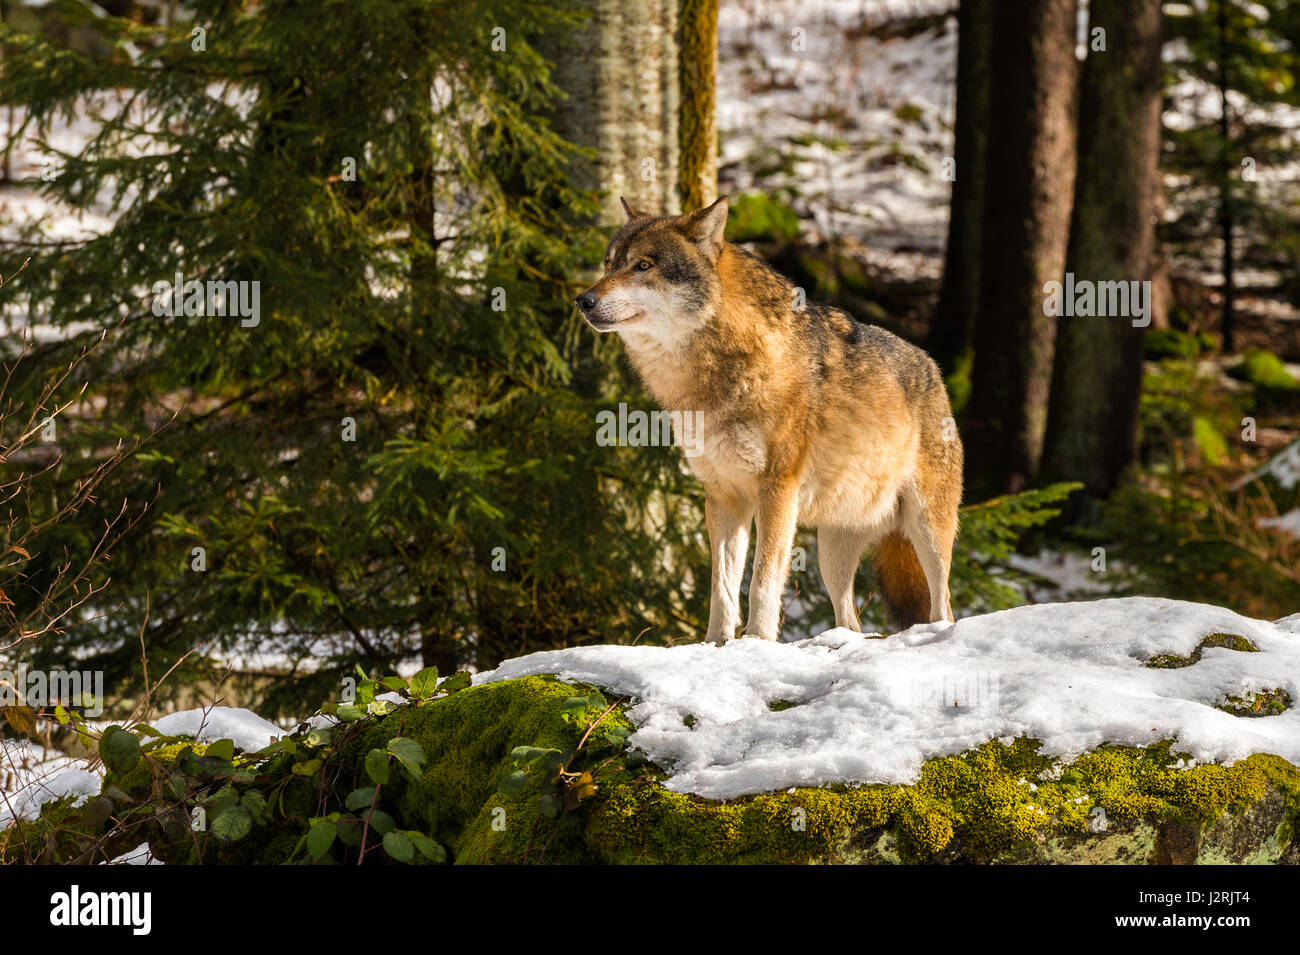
left=739, top=631, right=779, bottom=642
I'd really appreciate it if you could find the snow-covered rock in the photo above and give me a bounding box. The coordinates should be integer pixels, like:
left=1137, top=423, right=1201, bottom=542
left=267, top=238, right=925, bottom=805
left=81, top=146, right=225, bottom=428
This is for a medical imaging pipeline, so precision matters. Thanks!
left=151, top=706, right=284, bottom=751
left=480, top=596, right=1300, bottom=800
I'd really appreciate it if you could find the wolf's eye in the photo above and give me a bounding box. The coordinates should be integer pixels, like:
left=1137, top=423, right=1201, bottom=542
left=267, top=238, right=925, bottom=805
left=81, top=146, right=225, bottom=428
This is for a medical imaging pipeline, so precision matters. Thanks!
left=636, top=260, right=653, bottom=272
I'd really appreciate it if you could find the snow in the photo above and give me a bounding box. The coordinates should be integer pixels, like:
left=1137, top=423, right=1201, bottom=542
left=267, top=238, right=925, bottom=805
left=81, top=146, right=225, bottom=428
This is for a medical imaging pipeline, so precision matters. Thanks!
left=718, top=0, right=958, bottom=265
left=478, top=596, right=1300, bottom=801
left=1258, top=509, right=1300, bottom=539
left=103, top=842, right=163, bottom=865
left=0, top=739, right=101, bottom=828
left=1001, top=548, right=1121, bottom=602
left=152, top=705, right=284, bottom=751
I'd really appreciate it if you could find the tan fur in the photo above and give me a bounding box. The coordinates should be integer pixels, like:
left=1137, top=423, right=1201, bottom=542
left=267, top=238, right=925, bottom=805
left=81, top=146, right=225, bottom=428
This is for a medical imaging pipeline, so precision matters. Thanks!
left=576, top=196, right=964, bottom=640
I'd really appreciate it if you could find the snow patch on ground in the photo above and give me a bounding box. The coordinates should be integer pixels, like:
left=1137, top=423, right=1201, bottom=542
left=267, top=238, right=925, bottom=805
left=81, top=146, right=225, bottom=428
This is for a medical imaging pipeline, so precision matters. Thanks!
left=718, top=0, right=957, bottom=264
left=479, top=596, right=1300, bottom=800
left=1001, top=548, right=1122, bottom=602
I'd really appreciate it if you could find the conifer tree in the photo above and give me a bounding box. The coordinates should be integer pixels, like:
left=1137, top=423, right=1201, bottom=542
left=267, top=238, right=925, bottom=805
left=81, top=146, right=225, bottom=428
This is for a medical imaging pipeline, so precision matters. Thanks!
left=1, top=0, right=710, bottom=714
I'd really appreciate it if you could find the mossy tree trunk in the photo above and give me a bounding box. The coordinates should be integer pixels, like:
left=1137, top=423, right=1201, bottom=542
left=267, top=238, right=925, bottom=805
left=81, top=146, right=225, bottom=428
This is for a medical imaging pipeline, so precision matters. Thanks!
left=677, top=0, right=718, bottom=212
left=930, top=0, right=993, bottom=380
left=1039, top=0, right=1164, bottom=510
left=963, top=0, right=1079, bottom=498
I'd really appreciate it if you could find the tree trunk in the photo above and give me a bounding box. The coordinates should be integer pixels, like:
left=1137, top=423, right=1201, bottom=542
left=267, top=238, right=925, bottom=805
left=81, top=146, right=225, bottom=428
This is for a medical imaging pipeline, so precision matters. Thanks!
left=930, top=0, right=993, bottom=378
left=543, top=0, right=716, bottom=224
left=1217, top=0, right=1236, bottom=353
left=1040, top=0, right=1163, bottom=509
left=677, top=0, right=719, bottom=211
left=962, top=0, right=1079, bottom=498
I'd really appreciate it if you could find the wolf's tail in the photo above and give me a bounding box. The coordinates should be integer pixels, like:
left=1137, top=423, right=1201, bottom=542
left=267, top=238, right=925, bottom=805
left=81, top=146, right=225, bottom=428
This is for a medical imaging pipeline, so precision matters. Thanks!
left=871, top=531, right=931, bottom=630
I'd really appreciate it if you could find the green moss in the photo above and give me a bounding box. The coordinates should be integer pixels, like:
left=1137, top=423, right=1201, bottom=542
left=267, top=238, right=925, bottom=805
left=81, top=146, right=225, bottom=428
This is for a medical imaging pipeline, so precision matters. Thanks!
left=893, top=102, right=925, bottom=124
left=346, top=674, right=633, bottom=864
left=1230, top=348, right=1300, bottom=392
left=1146, top=632, right=1256, bottom=669
left=945, top=349, right=973, bottom=417
left=9, top=675, right=1300, bottom=865
left=580, top=732, right=1300, bottom=865
left=1219, top=687, right=1293, bottom=718
left=1193, top=415, right=1229, bottom=465
left=585, top=775, right=900, bottom=864
left=677, top=0, right=719, bottom=211
left=1144, top=327, right=1203, bottom=360
left=726, top=193, right=802, bottom=244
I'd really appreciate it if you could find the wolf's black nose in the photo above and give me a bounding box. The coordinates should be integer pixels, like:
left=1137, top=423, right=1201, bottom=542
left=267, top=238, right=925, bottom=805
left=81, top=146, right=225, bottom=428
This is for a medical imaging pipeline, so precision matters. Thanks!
left=576, top=292, right=597, bottom=312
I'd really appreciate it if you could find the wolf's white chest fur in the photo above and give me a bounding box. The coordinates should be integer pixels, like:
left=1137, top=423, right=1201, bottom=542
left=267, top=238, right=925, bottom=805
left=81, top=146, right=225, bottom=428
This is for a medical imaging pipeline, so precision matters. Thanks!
left=682, top=417, right=767, bottom=488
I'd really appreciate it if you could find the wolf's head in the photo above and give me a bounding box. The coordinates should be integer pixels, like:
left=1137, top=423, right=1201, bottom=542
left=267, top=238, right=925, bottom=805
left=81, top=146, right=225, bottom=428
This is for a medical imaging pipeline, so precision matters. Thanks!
left=575, top=196, right=729, bottom=343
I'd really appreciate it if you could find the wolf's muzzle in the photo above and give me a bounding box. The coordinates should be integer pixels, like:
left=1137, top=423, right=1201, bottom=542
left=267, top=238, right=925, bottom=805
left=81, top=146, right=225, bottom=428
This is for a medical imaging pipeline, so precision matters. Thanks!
left=576, top=291, right=617, bottom=330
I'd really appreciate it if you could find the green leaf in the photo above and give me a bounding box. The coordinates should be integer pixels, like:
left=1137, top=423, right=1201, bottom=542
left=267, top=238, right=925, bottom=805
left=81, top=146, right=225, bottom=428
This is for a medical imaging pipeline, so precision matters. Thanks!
left=387, top=737, right=426, bottom=779
left=364, top=809, right=395, bottom=835
left=99, top=725, right=141, bottom=777
left=510, top=745, right=559, bottom=765
left=241, top=790, right=270, bottom=824
left=336, top=704, right=366, bottom=722
left=409, top=666, right=440, bottom=699
left=291, top=758, right=323, bottom=776
left=365, top=748, right=390, bottom=785
left=304, top=727, right=333, bottom=747
left=205, top=738, right=235, bottom=762
left=208, top=786, right=239, bottom=815
left=212, top=806, right=252, bottom=843
left=538, top=793, right=561, bottom=819
left=499, top=770, right=530, bottom=795
left=369, top=699, right=397, bottom=717
left=409, top=831, right=446, bottom=863
left=383, top=830, right=415, bottom=863
left=345, top=787, right=375, bottom=811
left=307, top=819, right=338, bottom=860
left=440, top=672, right=472, bottom=695
left=380, top=676, right=409, bottom=693
left=336, top=815, right=363, bottom=847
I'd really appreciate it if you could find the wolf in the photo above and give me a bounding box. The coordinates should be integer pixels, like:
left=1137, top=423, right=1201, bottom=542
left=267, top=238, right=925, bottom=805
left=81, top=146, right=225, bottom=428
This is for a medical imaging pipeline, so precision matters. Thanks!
left=576, top=196, right=963, bottom=642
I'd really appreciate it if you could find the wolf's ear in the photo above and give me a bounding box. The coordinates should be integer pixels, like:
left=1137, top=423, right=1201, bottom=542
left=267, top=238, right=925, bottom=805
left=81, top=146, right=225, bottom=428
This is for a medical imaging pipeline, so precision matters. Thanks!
left=683, top=195, right=729, bottom=261
left=620, top=197, right=648, bottom=222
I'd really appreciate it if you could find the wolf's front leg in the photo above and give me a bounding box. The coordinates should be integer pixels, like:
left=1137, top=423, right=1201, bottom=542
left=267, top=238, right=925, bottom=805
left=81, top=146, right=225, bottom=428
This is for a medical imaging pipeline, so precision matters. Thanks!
left=745, top=480, right=799, bottom=641
left=704, top=493, right=753, bottom=645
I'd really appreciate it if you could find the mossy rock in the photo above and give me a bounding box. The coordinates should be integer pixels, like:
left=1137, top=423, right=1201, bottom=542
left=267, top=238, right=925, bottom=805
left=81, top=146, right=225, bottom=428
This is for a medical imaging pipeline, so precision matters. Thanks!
left=9, top=676, right=1300, bottom=864
left=1146, top=632, right=1257, bottom=669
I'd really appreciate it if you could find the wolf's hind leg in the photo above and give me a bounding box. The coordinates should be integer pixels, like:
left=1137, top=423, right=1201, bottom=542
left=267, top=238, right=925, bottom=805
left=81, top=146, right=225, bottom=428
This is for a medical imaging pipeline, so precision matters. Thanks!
left=816, top=526, right=871, bottom=631
left=705, top=492, right=753, bottom=644
left=900, top=486, right=957, bottom=623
